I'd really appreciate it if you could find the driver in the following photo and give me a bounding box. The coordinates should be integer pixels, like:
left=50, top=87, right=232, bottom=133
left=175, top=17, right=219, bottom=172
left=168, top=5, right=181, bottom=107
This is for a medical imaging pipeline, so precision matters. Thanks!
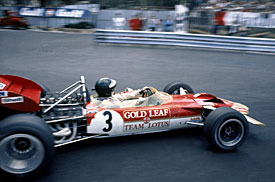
left=91, top=77, right=151, bottom=108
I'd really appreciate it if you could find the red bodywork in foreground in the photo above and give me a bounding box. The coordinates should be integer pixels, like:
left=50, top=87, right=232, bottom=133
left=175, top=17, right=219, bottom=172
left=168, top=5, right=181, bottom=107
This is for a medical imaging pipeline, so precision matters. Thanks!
left=0, top=75, right=42, bottom=112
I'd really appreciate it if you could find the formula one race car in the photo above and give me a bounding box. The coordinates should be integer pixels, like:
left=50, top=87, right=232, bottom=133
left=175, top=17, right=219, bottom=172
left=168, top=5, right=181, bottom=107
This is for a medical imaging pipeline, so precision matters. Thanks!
left=0, top=10, right=29, bottom=29
left=0, top=75, right=264, bottom=177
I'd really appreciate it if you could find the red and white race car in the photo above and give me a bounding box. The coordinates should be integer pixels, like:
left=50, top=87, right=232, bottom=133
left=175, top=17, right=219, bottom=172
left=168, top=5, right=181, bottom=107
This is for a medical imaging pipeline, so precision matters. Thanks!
left=0, top=75, right=264, bottom=177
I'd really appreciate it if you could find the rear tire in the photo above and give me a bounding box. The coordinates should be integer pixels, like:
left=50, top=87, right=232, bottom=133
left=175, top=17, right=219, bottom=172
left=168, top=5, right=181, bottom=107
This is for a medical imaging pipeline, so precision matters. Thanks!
left=0, top=114, right=55, bottom=177
left=37, top=82, right=52, bottom=97
left=163, top=81, right=194, bottom=94
left=203, top=107, right=249, bottom=151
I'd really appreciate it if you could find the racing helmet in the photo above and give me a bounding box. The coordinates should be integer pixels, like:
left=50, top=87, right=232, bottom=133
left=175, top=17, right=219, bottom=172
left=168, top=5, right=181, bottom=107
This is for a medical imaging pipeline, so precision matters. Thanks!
left=95, top=77, right=117, bottom=97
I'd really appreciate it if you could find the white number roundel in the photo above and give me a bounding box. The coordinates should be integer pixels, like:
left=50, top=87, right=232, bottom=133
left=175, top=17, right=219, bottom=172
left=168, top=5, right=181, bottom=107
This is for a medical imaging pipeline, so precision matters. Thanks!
left=87, top=110, right=124, bottom=135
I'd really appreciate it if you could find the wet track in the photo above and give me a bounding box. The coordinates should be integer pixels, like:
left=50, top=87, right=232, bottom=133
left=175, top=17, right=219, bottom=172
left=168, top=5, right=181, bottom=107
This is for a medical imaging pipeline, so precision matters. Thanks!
left=0, top=29, right=275, bottom=182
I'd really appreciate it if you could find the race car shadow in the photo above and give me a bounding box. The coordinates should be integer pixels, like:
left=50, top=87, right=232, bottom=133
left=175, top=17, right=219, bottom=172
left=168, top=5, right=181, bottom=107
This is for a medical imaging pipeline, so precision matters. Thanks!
left=56, top=127, right=205, bottom=154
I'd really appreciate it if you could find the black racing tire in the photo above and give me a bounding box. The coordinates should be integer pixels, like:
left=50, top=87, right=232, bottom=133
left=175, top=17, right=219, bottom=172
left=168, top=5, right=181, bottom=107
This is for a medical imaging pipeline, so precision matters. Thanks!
left=163, top=81, right=194, bottom=94
left=0, top=114, right=55, bottom=178
left=203, top=107, right=249, bottom=151
left=37, top=82, right=52, bottom=97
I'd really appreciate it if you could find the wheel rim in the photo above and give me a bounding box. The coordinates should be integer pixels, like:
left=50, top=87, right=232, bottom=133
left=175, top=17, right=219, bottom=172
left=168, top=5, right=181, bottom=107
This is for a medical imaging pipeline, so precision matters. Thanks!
left=172, top=87, right=188, bottom=95
left=0, top=134, right=45, bottom=174
left=217, top=119, right=245, bottom=147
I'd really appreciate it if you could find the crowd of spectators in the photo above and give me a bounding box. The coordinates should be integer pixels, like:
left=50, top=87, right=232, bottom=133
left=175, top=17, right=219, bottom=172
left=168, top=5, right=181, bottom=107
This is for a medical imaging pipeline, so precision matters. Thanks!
left=194, top=0, right=275, bottom=13
left=112, top=13, right=175, bottom=32
left=111, top=1, right=274, bottom=33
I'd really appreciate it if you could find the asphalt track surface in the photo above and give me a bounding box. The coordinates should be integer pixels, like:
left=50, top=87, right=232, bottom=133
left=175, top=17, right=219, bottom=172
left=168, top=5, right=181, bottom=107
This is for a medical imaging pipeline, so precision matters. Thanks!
left=0, top=29, right=275, bottom=182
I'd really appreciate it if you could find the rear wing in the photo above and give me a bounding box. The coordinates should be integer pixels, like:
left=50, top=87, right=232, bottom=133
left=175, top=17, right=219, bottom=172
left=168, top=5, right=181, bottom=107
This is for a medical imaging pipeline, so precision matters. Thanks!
left=0, top=75, right=42, bottom=112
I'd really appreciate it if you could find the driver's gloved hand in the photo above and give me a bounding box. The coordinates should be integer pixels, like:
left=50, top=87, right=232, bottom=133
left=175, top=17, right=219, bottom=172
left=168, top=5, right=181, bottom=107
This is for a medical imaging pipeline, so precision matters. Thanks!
left=136, top=97, right=146, bottom=105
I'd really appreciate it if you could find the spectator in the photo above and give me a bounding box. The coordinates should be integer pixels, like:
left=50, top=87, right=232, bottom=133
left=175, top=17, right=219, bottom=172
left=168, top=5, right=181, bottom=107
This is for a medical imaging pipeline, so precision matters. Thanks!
left=112, top=13, right=126, bottom=30
left=162, top=15, right=174, bottom=32
left=175, top=12, right=185, bottom=32
left=147, top=16, right=160, bottom=31
left=212, top=9, right=226, bottom=34
left=137, top=13, right=147, bottom=31
left=128, top=14, right=142, bottom=31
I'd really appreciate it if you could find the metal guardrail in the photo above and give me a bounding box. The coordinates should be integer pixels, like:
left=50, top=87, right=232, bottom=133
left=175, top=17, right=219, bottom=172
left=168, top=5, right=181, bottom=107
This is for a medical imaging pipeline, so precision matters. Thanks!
left=94, top=29, right=275, bottom=53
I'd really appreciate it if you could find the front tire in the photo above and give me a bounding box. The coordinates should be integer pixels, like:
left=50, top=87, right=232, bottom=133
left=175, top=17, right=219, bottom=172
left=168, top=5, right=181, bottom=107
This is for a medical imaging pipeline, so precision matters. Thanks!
left=0, top=114, right=55, bottom=177
left=203, top=107, right=249, bottom=151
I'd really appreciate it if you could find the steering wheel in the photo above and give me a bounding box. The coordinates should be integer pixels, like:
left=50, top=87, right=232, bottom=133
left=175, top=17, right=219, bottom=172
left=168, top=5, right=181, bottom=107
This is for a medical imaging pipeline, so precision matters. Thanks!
left=141, top=88, right=154, bottom=98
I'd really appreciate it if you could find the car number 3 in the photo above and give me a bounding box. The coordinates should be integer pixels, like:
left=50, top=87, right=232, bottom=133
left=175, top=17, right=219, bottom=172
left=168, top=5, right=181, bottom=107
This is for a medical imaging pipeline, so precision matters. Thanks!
left=103, top=111, right=112, bottom=132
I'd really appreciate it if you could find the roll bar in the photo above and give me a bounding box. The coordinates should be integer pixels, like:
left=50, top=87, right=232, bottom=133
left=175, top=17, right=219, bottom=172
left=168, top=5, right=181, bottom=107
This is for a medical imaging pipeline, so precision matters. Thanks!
left=43, top=76, right=88, bottom=114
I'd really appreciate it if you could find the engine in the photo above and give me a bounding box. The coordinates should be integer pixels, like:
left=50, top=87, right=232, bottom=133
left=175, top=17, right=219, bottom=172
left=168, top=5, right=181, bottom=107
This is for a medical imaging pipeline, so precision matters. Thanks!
left=40, top=93, right=84, bottom=121
left=39, top=93, right=86, bottom=145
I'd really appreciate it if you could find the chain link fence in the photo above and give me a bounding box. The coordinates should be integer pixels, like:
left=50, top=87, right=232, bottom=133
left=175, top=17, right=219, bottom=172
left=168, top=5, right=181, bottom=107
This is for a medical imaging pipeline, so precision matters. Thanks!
left=188, top=10, right=275, bottom=38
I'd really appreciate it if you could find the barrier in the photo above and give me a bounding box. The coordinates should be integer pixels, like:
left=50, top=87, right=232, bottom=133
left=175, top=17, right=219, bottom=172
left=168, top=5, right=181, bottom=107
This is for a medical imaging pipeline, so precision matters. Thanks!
left=0, top=6, right=96, bottom=28
left=94, top=29, right=275, bottom=52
